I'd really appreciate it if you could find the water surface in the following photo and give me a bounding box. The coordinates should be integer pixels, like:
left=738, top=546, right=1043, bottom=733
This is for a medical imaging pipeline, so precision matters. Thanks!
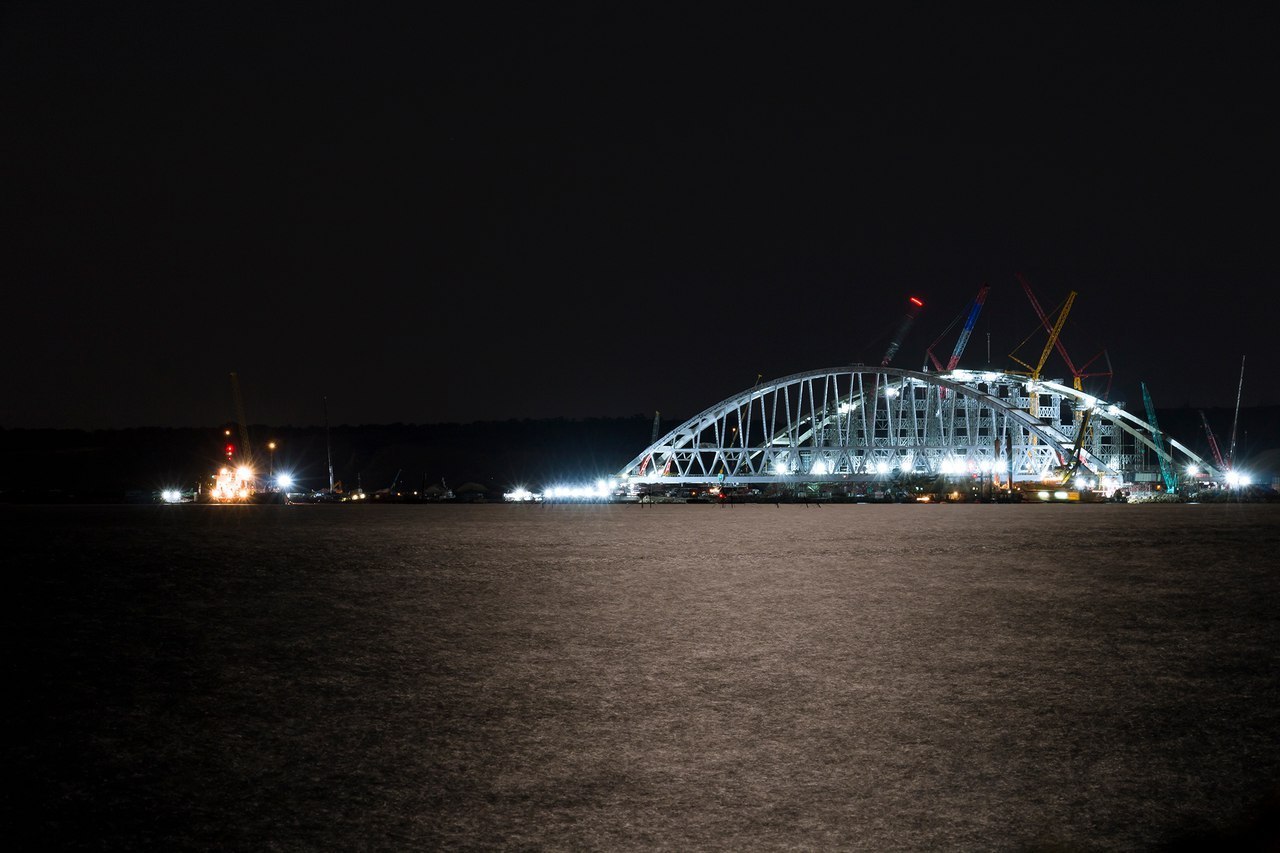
left=10, top=503, right=1280, bottom=850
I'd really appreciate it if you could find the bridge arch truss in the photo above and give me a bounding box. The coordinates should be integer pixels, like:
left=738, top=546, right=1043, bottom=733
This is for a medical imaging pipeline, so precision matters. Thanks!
left=618, top=367, right=1218, bottom=489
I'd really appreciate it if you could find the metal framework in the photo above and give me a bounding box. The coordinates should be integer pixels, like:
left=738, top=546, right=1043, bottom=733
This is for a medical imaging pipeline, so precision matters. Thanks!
left=618, top=367, right=1219, bottom=489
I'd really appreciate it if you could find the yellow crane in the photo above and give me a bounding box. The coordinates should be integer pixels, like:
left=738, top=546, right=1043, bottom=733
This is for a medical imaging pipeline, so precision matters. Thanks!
left=1009, top=290, right=1076, bottom=421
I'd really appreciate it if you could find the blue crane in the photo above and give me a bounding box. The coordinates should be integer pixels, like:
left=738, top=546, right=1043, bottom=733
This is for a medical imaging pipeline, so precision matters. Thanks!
left=925, top=285, right=990, bottom=372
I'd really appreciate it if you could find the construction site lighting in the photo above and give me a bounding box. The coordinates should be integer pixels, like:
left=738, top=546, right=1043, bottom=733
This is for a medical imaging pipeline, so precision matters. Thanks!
left=505, top=487, right=537, bottom=502
left=1225, top=470, right=1252, bottom=488
left=277, top=474, right=294, bottom=488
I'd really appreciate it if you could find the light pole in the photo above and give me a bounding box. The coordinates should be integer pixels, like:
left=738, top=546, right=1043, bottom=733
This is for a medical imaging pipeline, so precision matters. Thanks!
left=268, top=441, right=277, bottom=483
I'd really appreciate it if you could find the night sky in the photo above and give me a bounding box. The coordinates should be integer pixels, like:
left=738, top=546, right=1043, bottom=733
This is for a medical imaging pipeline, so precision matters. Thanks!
left=5, top=3, right=1276, bottom=430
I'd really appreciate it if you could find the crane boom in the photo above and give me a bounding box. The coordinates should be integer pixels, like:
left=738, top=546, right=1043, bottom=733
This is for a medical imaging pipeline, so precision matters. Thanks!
left=1008, top=291, right=1077, bottom=380
left=1034, top=291, right=1075, bottom=380
left=926, top=284, right=993, bottom=371
left=1199, top=410, right=1227, bottom=470
left=1016, top=274, right=1111, bottom=392
left=1059, top=406, right=1094, bottom=484
left=946, top=285, right=989, bottom=372
left=1141, top=382, right=1177, bottom=493
left=880, top=296, right=925, bottom=367
left=1228, top=355, right=1246, bottom=467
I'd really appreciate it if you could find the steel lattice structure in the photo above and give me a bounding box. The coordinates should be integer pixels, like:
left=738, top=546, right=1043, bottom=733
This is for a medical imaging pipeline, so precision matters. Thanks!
left=618, top=367, right=1218, bottom=489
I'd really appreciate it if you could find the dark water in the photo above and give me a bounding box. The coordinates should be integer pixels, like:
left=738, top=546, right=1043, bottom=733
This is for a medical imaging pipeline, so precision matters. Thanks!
left=9, top=503, right=1280, bottom=851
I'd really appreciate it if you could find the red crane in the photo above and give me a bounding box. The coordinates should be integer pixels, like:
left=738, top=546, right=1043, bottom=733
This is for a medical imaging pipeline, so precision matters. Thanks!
left=1199, top=410, right=1227, bottom=470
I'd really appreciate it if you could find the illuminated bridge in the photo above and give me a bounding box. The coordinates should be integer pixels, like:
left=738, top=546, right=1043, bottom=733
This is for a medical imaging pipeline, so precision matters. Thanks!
left=616, top=366, right=1219, bottom=494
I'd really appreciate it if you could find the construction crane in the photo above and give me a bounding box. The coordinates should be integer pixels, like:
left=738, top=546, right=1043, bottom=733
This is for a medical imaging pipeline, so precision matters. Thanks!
left=1009, top=290, right=1076, bottom=382
left=1058, top=406, right=1094, bottom=485
left=924, top=285, right=989, bottom=373
left=880, top=296, right=925, bottom=367
left=1016, top=274, right=1112, bottom=396
left=637, top=411, right=662, bottom=477
left=1009, top=290, right=1076, bottom=426
left=1141, top=382, right=1177, bottom=493
left=1228, top=355, right=1246, bottom=468
left=1198, top=410, right=1227, bottom=471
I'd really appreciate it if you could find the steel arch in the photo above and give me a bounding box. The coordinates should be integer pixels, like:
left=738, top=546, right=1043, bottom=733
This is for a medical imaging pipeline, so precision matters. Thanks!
left=618, top=367, right=1219, bottom=487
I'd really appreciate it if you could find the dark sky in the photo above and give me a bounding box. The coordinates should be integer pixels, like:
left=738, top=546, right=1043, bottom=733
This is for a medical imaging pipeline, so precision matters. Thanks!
left=4, top=2, right=1276, bottom=429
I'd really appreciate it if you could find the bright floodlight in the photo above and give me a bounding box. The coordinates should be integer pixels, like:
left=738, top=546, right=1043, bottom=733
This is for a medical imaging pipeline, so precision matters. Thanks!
left=277, top=474, right=294, bottom=488
left=811, top=461, right=828, bottom=475
left=1186, top=464, right=1199, bottom=477
left=876, top=461, right=890, bottom=474
left=236, top=466, right=253, bottom=481
left=1225, top=470, right=1252, bottom=488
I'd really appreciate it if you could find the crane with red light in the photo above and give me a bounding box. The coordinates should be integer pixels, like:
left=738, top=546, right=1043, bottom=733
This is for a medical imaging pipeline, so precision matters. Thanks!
left=208, top=372, right=260, bottom=502
left=880, top=296, right=925, bottom=367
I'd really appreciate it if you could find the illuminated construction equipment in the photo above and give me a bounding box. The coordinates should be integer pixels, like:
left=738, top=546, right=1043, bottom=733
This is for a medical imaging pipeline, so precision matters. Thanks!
left=1016, top=274, right=1113, bottom=395
left=1199, top=410, right=1227, bottom=471
left=880, top=297, right=925, bottom=367
left=617, top=366, right=1217, bottom=492
left=1141, top=382, right=1177, bottom=492
left=925, top=285, right=989, bottom=373
left=1059, top=405, right=1094, bottom=484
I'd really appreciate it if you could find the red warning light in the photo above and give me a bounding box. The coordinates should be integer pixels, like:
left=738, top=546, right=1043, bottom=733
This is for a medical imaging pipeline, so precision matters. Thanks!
left=909, top=297, right=924, bottom=307
left=225, top=444, right=235, bottom=456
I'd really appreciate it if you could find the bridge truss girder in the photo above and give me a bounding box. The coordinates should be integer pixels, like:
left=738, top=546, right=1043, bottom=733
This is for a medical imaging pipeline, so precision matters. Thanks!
left=619, top=367, right=1219, bottom=488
